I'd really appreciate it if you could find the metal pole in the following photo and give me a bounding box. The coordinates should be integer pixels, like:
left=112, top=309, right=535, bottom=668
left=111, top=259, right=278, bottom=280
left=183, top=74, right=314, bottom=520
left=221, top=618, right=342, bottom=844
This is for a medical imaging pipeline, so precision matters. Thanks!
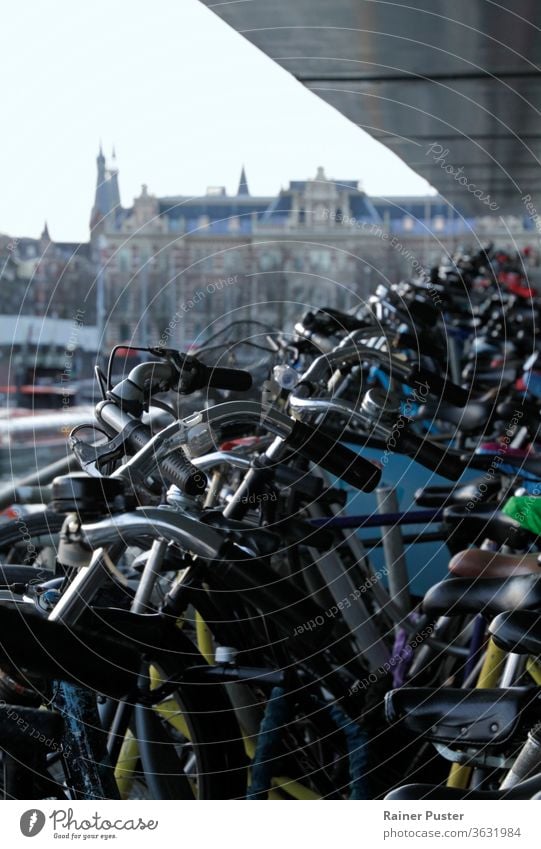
left=376, top=485, right=411, bottom=625
left=140, top=257, right=149, bottom=348
left=96, top=236, right=107, bottom=364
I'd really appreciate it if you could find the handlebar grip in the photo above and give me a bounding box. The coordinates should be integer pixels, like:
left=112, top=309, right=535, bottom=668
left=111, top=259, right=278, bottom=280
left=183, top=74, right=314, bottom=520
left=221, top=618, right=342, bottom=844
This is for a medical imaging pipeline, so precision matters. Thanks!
left=406, top=365, right=469, bottom=408
left=126, top=423, right=207, bottom=496
left=285, top=420, right=381, bottom=492
left=200, top=365, right=253, bottom=392
left=396, top=428, right=466, bottom=481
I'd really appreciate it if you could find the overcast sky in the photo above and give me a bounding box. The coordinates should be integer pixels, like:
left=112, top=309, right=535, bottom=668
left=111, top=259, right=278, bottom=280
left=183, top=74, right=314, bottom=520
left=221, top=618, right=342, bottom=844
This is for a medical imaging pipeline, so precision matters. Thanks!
left=1, top=0, right=433, bottom=242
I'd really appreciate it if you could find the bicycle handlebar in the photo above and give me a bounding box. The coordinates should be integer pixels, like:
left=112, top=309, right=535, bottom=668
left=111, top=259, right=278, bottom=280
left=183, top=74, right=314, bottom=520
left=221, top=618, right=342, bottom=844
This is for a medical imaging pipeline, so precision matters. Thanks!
left=288, top=392, right=467, bottom=481
left=194, top=363, right=253, bottom=392
left=284, top=420, right=381, bottom=492
left=124, top=420, right=207, bottom=496
left=108, top=351, right=252, bottom=414
left=393, top=428, right=466, bottom=481
left=406, top=365, right=469, bottom=408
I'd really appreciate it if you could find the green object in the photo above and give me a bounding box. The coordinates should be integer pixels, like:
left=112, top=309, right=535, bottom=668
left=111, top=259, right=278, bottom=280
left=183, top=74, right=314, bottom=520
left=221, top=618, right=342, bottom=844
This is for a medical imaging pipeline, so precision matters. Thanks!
left=503, top=495, right=541, bottom=535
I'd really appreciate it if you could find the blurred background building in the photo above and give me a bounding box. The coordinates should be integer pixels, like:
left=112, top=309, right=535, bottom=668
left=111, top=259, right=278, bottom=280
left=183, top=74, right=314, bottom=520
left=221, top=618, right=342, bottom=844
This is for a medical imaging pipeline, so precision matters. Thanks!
left=1, top=146, right=539, bottom=374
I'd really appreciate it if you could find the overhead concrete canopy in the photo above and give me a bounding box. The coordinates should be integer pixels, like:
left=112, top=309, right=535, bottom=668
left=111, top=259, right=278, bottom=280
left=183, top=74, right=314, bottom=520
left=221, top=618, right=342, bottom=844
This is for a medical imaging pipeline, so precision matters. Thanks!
left=200, top=0, right=541, bottom=215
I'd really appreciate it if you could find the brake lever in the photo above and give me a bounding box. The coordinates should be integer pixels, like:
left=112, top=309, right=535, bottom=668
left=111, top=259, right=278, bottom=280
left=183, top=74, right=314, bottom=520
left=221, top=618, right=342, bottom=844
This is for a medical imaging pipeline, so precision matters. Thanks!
left=69, top=429, right=129, bottom=477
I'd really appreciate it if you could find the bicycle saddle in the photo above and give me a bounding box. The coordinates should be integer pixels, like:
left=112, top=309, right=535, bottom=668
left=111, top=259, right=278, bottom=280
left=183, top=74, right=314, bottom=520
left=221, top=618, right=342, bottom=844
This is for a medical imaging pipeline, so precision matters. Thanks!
left=443, top=505, right=538, bottom=548
left=385, top=772, right=541, bottom=800
left=423, top=574, right=541, bottom=617
left=490, top=610, right=541, bottom=656
left=415, top=476, right=501, bottom=509
left=385, top=686, right=539, bottom=749
left=419, top=400, right=494, bottom=434
left=449, top=549, right=541, bottom=579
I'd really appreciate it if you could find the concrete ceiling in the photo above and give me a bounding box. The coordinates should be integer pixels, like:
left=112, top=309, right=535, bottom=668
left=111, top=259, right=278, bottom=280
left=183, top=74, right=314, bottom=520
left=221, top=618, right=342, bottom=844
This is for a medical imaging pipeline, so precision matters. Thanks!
left=200, top=0, right=541, bottom=215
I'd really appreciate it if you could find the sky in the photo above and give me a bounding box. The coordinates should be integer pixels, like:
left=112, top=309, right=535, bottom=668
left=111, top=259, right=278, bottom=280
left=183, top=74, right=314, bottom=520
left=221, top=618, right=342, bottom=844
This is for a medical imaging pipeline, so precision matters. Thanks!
left=1, top=0, right=433, bottom=242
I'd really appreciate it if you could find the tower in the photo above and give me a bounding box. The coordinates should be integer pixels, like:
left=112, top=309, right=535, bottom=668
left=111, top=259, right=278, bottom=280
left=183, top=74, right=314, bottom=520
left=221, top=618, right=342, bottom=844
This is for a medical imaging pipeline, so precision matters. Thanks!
left=90, top=144, right=121, bottom=231
left=237, top=165, right=250, bottom=196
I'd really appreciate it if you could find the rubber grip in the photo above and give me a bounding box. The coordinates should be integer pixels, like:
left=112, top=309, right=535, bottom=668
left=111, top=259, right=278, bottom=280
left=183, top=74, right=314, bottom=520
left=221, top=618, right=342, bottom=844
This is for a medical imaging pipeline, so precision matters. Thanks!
left=201, top=365, right=252, bottom=392
left=285, top=420, right=381, bottom=492
left=396, top=428, right=466, bottom=481
left=126, top=423, right=207, bottom=496
left=406, top=365, right=469, bottom=408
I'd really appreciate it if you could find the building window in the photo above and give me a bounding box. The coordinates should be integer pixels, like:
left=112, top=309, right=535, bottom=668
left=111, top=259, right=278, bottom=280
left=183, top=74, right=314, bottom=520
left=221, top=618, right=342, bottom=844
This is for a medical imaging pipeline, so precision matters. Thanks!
left=403, top=216, right=415, bottom=231
left=309, top=249, right=331, bottom=271
left=433, top=215, right=445, bottom=231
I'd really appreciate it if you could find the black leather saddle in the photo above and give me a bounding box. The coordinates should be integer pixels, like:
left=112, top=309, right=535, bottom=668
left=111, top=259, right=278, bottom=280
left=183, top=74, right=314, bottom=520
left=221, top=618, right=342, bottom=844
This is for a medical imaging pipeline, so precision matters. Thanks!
left=386, top=772, right=541, bottom=800
left=419, top=400, right=495, bottom=434
left=442, top=505, right=538, bottom=548
left=385, top=686, right=539, bottom=749
left=424, top=574, right=541, bottom=618
left=490, top=610, right=541, bottom=656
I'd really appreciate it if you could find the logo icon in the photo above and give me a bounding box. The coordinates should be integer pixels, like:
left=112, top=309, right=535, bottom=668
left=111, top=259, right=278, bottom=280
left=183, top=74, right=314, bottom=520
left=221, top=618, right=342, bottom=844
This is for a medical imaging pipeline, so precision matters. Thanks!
left=20, top=810, right=46, bottom=837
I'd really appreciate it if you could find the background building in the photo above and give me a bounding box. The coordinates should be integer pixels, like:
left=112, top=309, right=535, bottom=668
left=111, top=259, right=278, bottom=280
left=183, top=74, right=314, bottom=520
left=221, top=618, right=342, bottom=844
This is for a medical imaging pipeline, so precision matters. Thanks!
left=1, top=148, right=539, bottom=365
left=88, top=152, right=466, bottom=348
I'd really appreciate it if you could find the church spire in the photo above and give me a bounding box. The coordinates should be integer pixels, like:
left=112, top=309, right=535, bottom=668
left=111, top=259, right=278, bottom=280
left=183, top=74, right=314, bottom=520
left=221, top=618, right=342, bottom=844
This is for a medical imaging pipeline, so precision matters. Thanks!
left=237, top=165, right=250, bottom=196
left=91, top=142, right=121, bottom=230
left=40, top=221, right=51, bottom=243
